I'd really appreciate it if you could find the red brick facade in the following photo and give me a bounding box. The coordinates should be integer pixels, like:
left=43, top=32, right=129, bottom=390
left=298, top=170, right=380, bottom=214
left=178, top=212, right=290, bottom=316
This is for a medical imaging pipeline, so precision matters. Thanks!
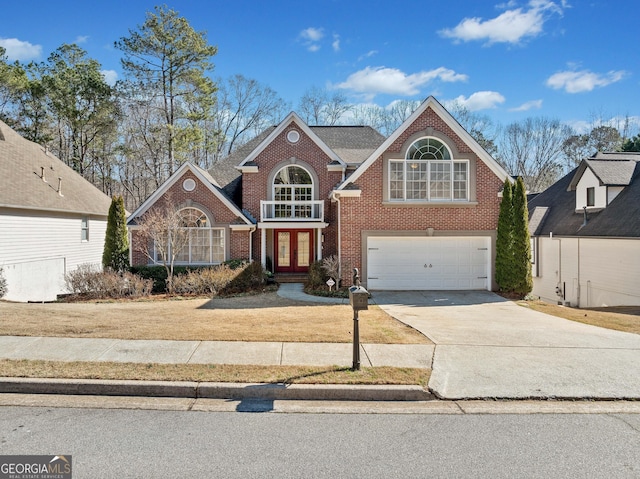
left=129, top=100, right=506, bottom=290
left=242, top=120, right=343, bottom=263
left=338, top=106, right=503, bottom=285
left=130, top=169, right=251, bottom=266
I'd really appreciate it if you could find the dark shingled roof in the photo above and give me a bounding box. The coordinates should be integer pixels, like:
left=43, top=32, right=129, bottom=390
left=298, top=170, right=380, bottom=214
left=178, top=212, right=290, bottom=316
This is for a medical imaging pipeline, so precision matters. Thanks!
left=207, top=125, right=386, bottom=208
left=310, top=126, right=385, bottom=165
left=529, top=154, right=640, bottom=238
left=0, top=119, right=112, bottom=216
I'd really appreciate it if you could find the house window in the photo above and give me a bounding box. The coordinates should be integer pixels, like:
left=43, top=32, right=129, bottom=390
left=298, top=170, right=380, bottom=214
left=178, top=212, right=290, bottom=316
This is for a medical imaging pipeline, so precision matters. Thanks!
left=390, top=138, right=468, bottom=202
left=273, top=165, right=313, bottom=218
left=154, top=207, right=224, bottom=264
left=81, top=217, right=89, bottom=241
left=586, top=187, right=595, bottom=207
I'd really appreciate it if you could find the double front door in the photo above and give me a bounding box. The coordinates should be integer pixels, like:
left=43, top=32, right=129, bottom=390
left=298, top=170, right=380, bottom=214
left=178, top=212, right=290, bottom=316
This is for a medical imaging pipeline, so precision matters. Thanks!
left=275, top=229, right=313, bottom=273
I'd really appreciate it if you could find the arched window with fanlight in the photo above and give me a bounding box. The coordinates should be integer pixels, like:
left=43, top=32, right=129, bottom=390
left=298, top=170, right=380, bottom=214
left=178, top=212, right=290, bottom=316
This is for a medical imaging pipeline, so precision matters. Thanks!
left=272, top=165, right=314, bottom=218
left=389, top=137, right=468, bottom=202
left=154, top=207, right=224, bottom=265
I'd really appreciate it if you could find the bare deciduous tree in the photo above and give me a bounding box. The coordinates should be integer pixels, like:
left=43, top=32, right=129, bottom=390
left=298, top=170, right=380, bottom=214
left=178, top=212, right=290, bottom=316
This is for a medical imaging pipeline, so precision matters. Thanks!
left=297, top=86, right=352, bottom=126
left=499, top=117, right=572, bottom=193
left=133, top=196, right=190, bottom=293
left=213, top=74, right=288, bottom=161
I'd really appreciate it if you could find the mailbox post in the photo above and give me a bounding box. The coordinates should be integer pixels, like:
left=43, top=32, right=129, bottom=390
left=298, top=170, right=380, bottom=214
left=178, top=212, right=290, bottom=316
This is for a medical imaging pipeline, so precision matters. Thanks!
left=348, top=268, right=368, bottom=371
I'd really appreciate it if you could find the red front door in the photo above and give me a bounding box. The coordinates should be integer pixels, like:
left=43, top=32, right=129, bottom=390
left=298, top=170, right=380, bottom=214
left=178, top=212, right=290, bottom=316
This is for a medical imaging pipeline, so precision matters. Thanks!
left=275, top=229, right=313, bottom=273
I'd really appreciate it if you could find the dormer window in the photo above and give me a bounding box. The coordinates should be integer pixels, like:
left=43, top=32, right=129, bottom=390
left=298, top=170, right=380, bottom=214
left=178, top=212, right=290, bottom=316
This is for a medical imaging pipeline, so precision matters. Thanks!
left=586, top=187, right=595, bottom=207
left=389, top=137, right=468, bottom=202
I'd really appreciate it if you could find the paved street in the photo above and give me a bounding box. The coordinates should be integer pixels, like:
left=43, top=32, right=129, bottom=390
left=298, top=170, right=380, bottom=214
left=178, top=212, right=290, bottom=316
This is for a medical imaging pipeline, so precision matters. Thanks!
left=1, top=405, right=639, bottom=478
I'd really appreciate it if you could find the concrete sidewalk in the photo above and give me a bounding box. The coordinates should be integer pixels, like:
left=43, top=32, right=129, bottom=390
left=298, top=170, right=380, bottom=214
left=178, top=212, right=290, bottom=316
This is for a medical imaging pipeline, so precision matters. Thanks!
left=0, top=336, right=433, bottom=369
left=0, top=285, right=435, bottom=402
left=276, top=282, right=348, bottom=304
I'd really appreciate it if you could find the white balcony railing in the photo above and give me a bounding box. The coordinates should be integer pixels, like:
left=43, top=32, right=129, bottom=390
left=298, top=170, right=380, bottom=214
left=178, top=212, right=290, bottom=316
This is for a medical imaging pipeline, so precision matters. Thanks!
left=260, top=200, right=324, bottom=222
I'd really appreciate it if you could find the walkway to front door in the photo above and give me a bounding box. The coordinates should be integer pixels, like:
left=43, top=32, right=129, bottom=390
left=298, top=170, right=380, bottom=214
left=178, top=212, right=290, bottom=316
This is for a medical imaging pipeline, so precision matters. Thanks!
left=275, top=229, right=313, bottom=273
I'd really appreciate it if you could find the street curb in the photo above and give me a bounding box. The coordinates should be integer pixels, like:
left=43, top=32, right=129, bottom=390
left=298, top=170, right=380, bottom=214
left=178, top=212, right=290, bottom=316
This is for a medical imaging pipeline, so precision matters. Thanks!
left=0, top=378, right=433, bottom=402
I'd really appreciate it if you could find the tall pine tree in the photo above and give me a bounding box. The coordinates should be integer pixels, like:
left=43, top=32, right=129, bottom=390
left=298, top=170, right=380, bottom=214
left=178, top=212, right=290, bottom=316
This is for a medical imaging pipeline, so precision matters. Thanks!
left=495, top=178, right=514, bottom=291
left=102, top=195, right=129, bottom=272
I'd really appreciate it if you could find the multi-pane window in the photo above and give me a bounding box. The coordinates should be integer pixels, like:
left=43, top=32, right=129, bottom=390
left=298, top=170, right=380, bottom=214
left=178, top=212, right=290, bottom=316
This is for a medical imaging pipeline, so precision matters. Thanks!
left=81, top=217, right=89, bottom=241
left=273, top=165, right=313, bottom=218
left=389, top=138, right=468, bottom=202
left=155, top=207, right=224, bottom=264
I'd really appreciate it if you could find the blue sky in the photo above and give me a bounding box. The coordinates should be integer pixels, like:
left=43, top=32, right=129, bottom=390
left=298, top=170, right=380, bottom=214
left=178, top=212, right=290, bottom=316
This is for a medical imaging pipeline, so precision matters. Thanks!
left=2, top=0, right=638, bottom=133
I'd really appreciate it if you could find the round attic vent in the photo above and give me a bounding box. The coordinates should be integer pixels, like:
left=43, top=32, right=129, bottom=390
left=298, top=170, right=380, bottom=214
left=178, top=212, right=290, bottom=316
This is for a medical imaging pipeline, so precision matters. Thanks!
left=182, top=178, right=196, bottom=192
left=287, top=130, right=300, bottom=143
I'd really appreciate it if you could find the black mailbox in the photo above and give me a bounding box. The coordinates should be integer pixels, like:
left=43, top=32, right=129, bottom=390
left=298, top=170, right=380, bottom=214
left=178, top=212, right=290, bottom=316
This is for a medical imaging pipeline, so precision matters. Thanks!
left=349, top=285, right=369, bottom=311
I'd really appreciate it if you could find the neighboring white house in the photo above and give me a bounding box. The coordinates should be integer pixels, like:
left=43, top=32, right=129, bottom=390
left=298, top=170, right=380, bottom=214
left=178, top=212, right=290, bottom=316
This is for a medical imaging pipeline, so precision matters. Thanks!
left=528, top=152, right=640, bottom=307
left=0, top=120, right=112, bottom=301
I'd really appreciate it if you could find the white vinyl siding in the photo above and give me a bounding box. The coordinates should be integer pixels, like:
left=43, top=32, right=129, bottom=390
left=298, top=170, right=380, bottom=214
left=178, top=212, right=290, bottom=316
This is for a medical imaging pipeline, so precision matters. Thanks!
left=0, top=208, right=107, bottom=301
left=575, top=168, right=606, bottom=210
left=533, top=237, right=640, bottom=307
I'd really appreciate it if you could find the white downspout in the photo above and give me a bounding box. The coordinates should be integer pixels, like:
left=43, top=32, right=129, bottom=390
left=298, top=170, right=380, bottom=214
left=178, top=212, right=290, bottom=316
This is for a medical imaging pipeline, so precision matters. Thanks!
left=576, top=238, right=581, bottom=308
left=248, top=226, right=256, bottom=263
left=330, top=191, right=342, bottom=282
left=261, top=228, right=267, bottom=268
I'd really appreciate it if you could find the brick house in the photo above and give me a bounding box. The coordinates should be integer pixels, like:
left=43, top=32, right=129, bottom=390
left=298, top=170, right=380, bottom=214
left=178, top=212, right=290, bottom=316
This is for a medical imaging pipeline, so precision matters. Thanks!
left=128, top=96, right=511, bottom=290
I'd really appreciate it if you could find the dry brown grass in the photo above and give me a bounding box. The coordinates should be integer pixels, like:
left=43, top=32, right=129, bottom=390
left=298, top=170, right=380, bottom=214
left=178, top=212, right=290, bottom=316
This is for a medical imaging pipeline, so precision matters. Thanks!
left=0, top=360, right=430, bottom=386
left=518, top=300, right=640, bottom=335
left=0, top=293, right=430, bottom=344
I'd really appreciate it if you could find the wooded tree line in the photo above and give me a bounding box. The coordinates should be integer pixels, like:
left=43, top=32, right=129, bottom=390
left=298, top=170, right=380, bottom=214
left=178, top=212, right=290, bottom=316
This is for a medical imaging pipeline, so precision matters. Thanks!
left=1, top=5, right=638, bottom=211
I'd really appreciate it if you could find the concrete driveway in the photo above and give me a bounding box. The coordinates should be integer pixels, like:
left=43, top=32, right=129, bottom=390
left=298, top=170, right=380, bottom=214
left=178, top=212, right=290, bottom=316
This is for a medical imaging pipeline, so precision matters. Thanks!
left=371, top=291, right=640, bottom=400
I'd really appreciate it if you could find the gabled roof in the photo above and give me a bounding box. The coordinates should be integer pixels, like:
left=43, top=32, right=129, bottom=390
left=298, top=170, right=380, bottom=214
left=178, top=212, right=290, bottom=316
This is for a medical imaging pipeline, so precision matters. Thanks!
left=127, top=162, right=252, bottom=226
left=529, top=161, right=640, bottom=237
left=337, top=96, right=510, bottom=190
left=208, top=123, right=385, bottom=204
left=237, top=112, right=345, bottom=167
left=212, top=127, right=276, bottom=189
left=568, top=152, right=640, bottom=190
left=0, top=119, right=112, bottom=216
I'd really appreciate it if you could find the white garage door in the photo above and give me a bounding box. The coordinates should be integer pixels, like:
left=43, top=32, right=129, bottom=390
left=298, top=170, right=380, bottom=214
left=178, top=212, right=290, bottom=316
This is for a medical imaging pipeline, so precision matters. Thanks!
left=366, top=236, right=490, bottom=290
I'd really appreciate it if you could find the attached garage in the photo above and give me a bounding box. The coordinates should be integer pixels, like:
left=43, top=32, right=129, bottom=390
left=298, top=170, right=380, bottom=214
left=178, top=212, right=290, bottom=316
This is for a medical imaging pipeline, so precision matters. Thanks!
left=366, top=236, right=491, bottom=290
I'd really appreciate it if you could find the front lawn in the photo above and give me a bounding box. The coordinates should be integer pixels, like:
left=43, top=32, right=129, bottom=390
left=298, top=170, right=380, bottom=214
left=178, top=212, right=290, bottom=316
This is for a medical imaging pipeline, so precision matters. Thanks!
left=517, top=300, right=640, bottom=335
left=0, top=293, right=430, bottom=344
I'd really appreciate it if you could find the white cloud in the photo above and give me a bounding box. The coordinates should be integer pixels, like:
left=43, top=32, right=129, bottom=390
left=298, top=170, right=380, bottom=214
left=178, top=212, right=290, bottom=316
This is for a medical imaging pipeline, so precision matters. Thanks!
left=332, top=34, right=340, bottom=52
left=336, top=66, right=468, bottom=99
left=449, top=91, right=506, bottom=111
left=510, top=99, right=543, bottom=111
left=101, top=70, right=118, bottom=86
left=545, top=69, right=627, bottom=93
left=439, top=0, right=564, bottom=45
left=300, top=27, right=324, bottom=42
left=75, top=35, right=89, bottom=45
left=357, top=50, right=378, bottom=62
left=299, top=27, right=324, bottom=51
left=0, top=37, right=42, bottom=61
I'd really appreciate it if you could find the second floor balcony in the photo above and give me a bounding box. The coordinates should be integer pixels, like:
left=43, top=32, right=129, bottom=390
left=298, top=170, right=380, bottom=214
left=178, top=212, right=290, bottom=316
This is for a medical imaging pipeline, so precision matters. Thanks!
left=260, top=200, right=324, bottom=222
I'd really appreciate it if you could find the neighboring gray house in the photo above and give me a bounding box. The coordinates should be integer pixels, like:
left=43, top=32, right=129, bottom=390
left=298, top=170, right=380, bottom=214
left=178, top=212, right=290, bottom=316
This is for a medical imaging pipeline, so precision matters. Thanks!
left=528, top=152, right=640, bottom=307
left=0, top=120, right=113, bottom=301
